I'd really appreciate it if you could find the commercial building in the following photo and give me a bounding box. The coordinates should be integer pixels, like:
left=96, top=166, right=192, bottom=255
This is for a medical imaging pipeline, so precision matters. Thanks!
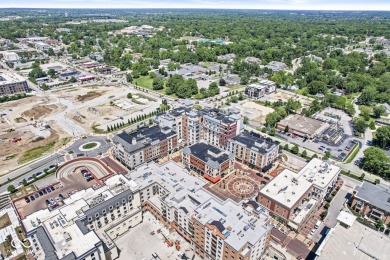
left=228, top=130, right=280, bottom=171
left=0, top=71, right=30, bottom=96
left=182, top=142, right=234, bottom=183
left=244, top=80, right=277, bottom=100
left=35, top=42, right=51, bottom=51
left=126, top=161, right=272, bottom=260
left=2, top=51, right=20, bottom=63
left=112, top=125, right=178, bottom=170
left=277, top=114, right=330, bottom=139
left=22, top=174, right=143, bottom=260
left=351, top=181, right=390, bottom=225
left=257, top=159, right=340, bottom=230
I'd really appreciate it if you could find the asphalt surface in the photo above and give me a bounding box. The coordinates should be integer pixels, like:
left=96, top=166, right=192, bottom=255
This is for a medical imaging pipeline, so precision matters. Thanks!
left=0, top=136, right=111, bottom=194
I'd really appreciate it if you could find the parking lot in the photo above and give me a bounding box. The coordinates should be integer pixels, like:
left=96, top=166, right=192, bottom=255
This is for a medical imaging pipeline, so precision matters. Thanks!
left=14, top=168, right=98, bottom=219
left=277, top=130, right=357, bottom=161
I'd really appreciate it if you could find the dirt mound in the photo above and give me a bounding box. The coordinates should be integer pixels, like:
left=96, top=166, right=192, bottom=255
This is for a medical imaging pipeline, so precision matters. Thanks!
left=77, top=91, right=103, bottom=102
left=22, top=105, right=57, bottom=120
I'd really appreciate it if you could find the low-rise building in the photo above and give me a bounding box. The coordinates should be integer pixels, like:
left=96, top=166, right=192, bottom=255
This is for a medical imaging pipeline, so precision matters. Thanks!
left=351, top=181, right=390, bottom=225
left=245, top=80, right=277, bottom=100
left=35, top=42, right=51, bottom=51
left=277, top=114, right=330, bottom=139
left=217, top=53, right=236, bottom=62
left=257, top=159, right=340, bottom=230
left=228, top=130, right=279, bottom=171
left=245, top=57, right=262, bottom=64
left=182, top=142, right=234, bottom=183
left=266, top=61, right=287, bottom=72
left=112, top=125, right=178, bottom=170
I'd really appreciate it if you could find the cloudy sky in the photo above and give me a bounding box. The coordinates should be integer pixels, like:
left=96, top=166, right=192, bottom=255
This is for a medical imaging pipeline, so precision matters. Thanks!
left=1, top=0, right=389, bottom=10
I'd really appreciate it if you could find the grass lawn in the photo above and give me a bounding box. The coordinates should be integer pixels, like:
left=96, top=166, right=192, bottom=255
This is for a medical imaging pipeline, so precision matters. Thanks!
left=0, top=213, right=11, bottom=229
left=344, top=144, right=360, bottom=163
left=134, top=76, right=166, bottom=94
left=82, top=142, right=98, bottom=150
left=18, top=141, right=57, bottom=164
left=227, top=84, right=245, bottom=91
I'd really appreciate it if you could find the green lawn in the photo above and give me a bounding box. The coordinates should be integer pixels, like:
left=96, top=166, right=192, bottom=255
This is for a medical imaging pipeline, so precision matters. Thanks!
left=227, top=84, right=245, bottom=91
left=134, top=76, right=166, bottom=94
left=82, top=142, right=98, bottom=150
left=18, top=141, right=57, bottom=164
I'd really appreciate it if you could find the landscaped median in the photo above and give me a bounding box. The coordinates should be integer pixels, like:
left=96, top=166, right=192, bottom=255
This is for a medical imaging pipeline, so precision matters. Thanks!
left=343, top=143, right=360, bottom=163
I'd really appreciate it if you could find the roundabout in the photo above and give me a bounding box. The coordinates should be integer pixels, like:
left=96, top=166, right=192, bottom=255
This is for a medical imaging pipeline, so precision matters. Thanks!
left=79, top=141, right=101, bottom=151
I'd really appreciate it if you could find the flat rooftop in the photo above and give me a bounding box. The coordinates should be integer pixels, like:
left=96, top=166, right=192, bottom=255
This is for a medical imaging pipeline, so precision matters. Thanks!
left=126, top=161, right=208, bottom=196
left=259, top=169, right=311, bottom=209
left=277, top=114, right=329, bottom=136
left=194, top=198, right=270, bottom=252
left=317, top=221, right=390, bottom=260
left=230, top=130, right=279, bottom=154
left=0, top=70, right=26, bottom=85
left=297, top=158, right=340, bottom=190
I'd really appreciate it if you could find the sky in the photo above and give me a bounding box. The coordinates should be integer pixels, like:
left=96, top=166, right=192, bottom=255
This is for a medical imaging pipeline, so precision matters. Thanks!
left=1, top=0, right=390, bottom=11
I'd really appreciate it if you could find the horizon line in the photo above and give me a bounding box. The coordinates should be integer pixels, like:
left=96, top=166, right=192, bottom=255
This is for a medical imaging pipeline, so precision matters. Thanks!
left=0, top=7, right=390, bottom=12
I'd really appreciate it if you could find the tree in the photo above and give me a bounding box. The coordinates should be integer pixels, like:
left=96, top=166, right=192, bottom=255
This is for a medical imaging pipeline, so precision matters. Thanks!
left=359, top=106, right=371, bottom=121
left=375, top=126, right=390, bottom=149
left=208, top=82, right=220, bottom=96
left=47, top=68, right=56, bottom=77
left=284, top=125, right=289, bottom=133
left=153, top=77, right=164, bottom=90
left=127, top=93, right=132, bottom=99
left=47, top=48, right=55, bottom=56
left=369, top=121, right=376, bottom=130
left=265, top=112, right=281, bottom=127
left=354, top=118, right=368, bottom=134
left=358, top=86, right=377, bottom=105
left=22, top=179, right=27, bottom=186
left=284, top=144, right=289, bottom=150
left=373, top=105, right=386, bottom=118
left=126, top=73, right=133, bottom=83
left=69, top=77, right=77, bottom=83
left=301, top=150, right=308, bottom=158
left=362, top=147, right=390, bottom=176
left=307, top=81, right=327, bottom=94
left=291, top=144, right=299, bottom=154
left=243, top=116, right=249, bottom=124
left=219, top=78, right=226, bottom=86
left=7, top=185, right=16, bottom=193
left=285, top=98, right=301, bottom=114
left=186, top=78, right=198, bottom=95
left=323, top=151, right=331, bottom=160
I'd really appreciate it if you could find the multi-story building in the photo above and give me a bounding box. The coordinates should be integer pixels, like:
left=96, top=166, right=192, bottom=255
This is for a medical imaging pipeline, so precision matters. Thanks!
left=127, top=161, right=272, bottom=260
left=257, top=159, right=340, bottom=230
left=156, top=107, right=243, bottom=149
left=244, top=80, right=276, bottom=100
left=182, top=142, right=234, bottom=183
left=22, top=175, right=142, bottom=260
left=351, top=181, right=390, bottom=225
left=112, top=125, right=177, bottom=170
left=0, top=71, right=30, bottom=97
left=202, top=109, right=243, bottom=149
left=228, top=130, right=280, bottom=171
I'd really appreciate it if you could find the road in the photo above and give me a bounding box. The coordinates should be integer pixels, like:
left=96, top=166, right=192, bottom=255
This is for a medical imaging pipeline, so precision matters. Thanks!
left=0, top=136, right=111, bottom=194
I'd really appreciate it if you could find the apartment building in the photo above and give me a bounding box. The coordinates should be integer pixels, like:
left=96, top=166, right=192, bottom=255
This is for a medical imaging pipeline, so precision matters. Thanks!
left=228, top=130, right=280, bottom=171
left=352, top=182, right=390, bottom=225
left=156, top=107, right=243, bottom=149
left=0, top=71, right=30, bottom=97
left=112, top=125, right=177, bottom=170
left=244, top=80, right=276, bottom=100
left=182, top=142, right=234, bottom=183
left=257, top=159, right=340, bottom=230
left=22, top=175, right=142, bottom=260
left=126, top=161, right=272, bottom=260
left=202, top=109, right=243, bottom=149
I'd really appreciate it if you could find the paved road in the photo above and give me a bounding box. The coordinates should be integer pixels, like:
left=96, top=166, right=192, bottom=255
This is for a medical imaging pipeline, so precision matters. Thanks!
left=0, top=136, right=111, bottom=194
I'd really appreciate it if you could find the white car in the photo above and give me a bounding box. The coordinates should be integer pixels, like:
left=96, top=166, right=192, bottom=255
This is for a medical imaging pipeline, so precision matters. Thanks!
left=310, top=229, right=316, bottom=236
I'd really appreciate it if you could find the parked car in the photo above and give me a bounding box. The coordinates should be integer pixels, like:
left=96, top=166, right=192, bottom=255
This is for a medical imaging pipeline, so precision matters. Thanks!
left=47, top=187, right=52, bottom=193
left=42, top=189, right=47, bottom=195
left=36, top=171, right=42, bottom=177
left=59, top=194, right=64, bottom=199
left=45, top=200, right=50, bottom=205
left=264, top=176, right=270, bottom=181
left=38, top=191, right=43, bottom=196
left=34, top=193, right=39, bottom=198
left=51, top=186, right=56, bottom=191
left=50, top=198, right=55, bottom=204
left=385, top=229, right=390, bottom=236
left=25, top=197, right=30, bottom=203
left=30, top=196, right=35, bottom=201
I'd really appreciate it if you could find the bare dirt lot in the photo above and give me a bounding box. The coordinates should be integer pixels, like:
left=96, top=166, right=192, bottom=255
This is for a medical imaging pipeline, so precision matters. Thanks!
left=76, top=91, right=104, bottom=102
left=22, top=104, right=59, bottom=120
left=241, top=101, right=275, bottom=124
left=262, top=89, right=313, bottom=108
